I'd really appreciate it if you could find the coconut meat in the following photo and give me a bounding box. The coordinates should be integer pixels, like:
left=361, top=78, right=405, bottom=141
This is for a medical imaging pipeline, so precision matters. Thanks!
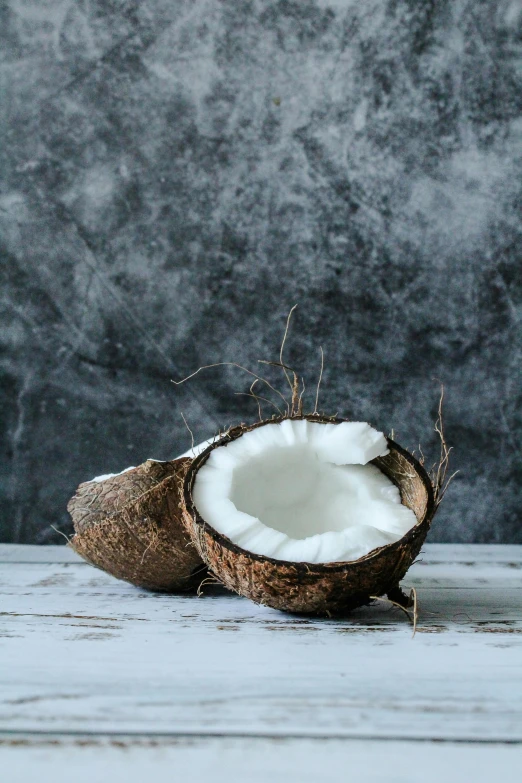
left=192, top=419, right=418, bottom=564
left=178, top=436, right=219, bottom=459
left=91, top=465, right=139, bottom=483
left=90, top=438, right=217, bottom=483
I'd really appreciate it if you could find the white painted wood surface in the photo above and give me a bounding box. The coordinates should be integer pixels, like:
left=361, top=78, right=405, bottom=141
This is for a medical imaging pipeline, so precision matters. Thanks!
left=2, top=736, right=521, bottom=783
left=1, top=544, right=521, bottom=781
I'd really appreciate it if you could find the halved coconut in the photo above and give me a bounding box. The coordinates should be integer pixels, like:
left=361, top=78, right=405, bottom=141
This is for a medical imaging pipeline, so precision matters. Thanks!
left=68, top=457, right=205, bottom=591
left=182, top=415, right=436, bottom=615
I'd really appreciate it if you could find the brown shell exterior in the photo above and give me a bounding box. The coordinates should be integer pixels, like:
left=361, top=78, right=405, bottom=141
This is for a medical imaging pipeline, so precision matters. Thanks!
left=182, top=416, right=437, bottom=615
left=68, top=459, right=204, bottom=591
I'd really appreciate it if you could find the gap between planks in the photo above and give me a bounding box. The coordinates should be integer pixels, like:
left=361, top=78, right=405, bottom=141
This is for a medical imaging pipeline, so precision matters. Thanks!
left=0, top=730, right=521, bottom=745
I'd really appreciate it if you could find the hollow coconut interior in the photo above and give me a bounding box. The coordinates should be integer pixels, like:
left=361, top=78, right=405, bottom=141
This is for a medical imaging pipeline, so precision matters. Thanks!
left=192, top=419, right=419, bottom=564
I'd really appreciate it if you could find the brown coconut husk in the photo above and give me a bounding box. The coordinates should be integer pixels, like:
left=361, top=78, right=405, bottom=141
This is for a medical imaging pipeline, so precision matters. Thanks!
left=181, top=415, right=437, bottom=616
left=68, top=458, right=205, bottom=591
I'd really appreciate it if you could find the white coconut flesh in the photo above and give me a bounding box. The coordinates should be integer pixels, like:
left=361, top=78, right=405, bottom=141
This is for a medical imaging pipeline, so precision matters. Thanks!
left=90, top=438, right=217, bottom=483
left=192, top=420, right=418, bottom=564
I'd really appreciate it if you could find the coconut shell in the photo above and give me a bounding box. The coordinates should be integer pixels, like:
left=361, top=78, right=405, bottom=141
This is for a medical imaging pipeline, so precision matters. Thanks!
left=182, top=416, right=436, bottom=615
left=68, top=459, right=205, bottom=591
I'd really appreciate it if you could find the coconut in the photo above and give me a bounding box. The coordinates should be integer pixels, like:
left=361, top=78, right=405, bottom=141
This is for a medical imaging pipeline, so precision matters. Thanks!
left=68, top=457, right=206, bottom=591
left=182, top=415, right=437, bottom=615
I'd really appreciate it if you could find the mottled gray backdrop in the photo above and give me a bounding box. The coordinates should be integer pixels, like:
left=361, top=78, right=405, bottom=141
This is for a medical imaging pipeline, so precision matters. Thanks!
left=1, top=0, right=521, bottom=544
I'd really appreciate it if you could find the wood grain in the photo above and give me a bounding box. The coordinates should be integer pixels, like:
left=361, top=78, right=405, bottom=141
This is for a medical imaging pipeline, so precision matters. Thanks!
left=1, top=544, right=521, bottom=745
left=1, top=736, right=522, bottom=783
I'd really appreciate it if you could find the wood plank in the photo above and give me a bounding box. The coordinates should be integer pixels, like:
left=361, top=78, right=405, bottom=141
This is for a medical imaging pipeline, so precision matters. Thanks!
left=1, top=735, right=521, bottom=783
left=2, top=541, right=522, bottom=564
left=0, top=545, right=83, bottom=564
left=1, top=562, right=522, bottom=619
left=1, top=545, right=521, bottom=742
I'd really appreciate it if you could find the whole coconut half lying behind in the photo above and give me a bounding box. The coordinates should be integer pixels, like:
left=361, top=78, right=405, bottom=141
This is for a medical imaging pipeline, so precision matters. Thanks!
left=68, top=439, right=215, bottom=592
left=182, top=415, right=437, bottom=615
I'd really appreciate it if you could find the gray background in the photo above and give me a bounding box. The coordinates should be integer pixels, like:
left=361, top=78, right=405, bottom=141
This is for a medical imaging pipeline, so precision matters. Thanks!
left=1, top=0, right=521, bottom=544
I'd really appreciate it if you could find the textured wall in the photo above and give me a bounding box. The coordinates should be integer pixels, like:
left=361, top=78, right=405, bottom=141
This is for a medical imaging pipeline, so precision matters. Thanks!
left=1, top=0, right=521, bottom=544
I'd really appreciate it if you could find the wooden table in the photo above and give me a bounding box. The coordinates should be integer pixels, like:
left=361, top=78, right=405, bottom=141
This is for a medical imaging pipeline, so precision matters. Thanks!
left=1, top=543, right=521, bottom=781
